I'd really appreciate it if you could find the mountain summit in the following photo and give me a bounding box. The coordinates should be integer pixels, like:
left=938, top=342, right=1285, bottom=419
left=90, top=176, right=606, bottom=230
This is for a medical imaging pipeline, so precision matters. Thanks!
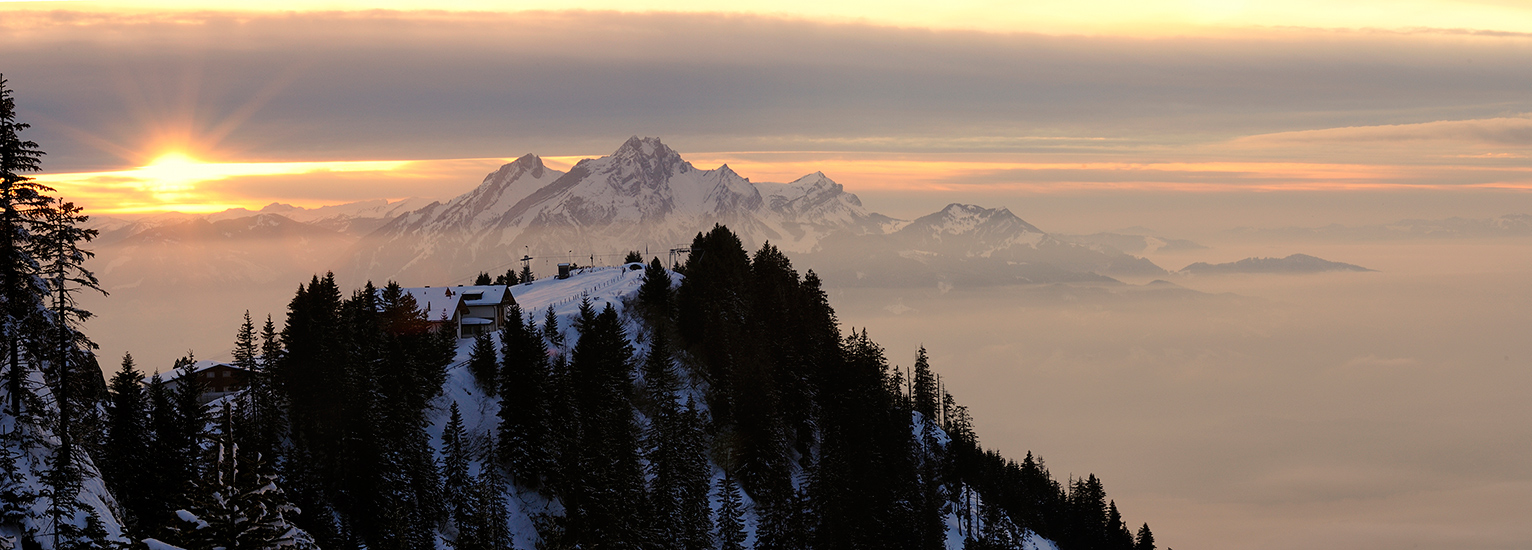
left=347, top=136, right=895, bottom=284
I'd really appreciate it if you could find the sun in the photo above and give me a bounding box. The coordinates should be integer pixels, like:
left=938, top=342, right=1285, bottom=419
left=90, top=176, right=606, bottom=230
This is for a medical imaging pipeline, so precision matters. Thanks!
left=148, top=151, right=201, bottom=167
left=139, top=151, right=215, bottom=193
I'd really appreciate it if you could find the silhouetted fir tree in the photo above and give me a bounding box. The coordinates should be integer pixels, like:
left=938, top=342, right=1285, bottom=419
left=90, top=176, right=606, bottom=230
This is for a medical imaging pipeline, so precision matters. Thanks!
left=172, top=355, right=208, bottom=470
left=267, top=276, right=452, bottom=549
left=1, top=73, right=52, bottom=426
left=455, top=444, right=511, bottom=550
left=1135, top=523, right=1155, bottom=550
left=637, top=257, right=672, bottom=321
left=675, top=225, right=751, bottom=434
left=468, top=329, right=498, bottom=397
left=809, top=328, right=928, bottom=549
left=624, top=250, right=644, bottom=264
left=441, top=403, right=471, bottom=524
left=560, top=299, right=647, bottom=548
left=539, top=347, right=575, bottom=507
left=259, top=314, right=281, bottom=369
left=78, top=509, right=115, bottom=550
left=519, top=263, right=535, bottom=284
left=1062, top=474, right=1109, bottom=549
left=715, top=473, right=746, bottom=550
left=143, top=372, right=182, bottom=530
left=675, top=397, right=713, bottom=550
left=0, top=425, right=38, bottom=531
left=493, top=268, right=517, bottom=286
left=542, top=304, right=563, bottom=349
left=174, top=403, right=316, bottom=550
left=103, top=352, right=151, bottom=530
left=474, top=271, right=493, bottom=285
left=237, top=313, right=284, bottom=467
left=916, top=416, right=948, bottom=550
left=1106, top=501, right=1135, bottom=550
left=38, top=199, right=104, bottom=537
left=971, top=498, right=1022, bottom=550
left=640, top=330, right=690, bottom=547
left=233, top=311, right=258, bottom=371
left=738, top=243, right=808, bottom=501
left=498, top=303, right=552, bottom=489
left=141, top=355, right=208, bottom=534
left=912, top=346, right=938, bottom=421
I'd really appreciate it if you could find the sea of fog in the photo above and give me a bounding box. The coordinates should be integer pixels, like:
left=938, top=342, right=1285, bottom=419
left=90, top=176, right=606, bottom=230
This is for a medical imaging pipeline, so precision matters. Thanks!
left=79, top=232, right=1532, bottom=550
left=830, top=236, right=1532, bottom=550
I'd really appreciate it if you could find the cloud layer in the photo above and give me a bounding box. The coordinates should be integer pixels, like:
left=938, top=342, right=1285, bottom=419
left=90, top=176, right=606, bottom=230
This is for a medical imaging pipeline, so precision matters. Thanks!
left=3, top=9, right=1531, bottom=171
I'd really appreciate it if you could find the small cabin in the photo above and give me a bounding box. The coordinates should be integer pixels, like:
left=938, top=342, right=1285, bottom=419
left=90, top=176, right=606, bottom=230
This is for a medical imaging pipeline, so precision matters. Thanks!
left=145, top=360, right=250, bottom=404
left=557, top=263, right=572, bottom=279
left=392, top=284, right=518, bottom=338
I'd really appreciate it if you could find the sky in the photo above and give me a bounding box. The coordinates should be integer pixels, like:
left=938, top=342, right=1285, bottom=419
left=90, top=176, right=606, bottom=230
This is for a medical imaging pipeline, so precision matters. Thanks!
left=5, top=1, right=1532, bottom=549
left=2, top=0, right=1531, bottom=221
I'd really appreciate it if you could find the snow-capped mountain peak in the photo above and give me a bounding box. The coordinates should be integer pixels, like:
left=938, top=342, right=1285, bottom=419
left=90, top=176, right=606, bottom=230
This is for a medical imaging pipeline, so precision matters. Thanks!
left=347, top=137, right=892, bottom=284
left=912, top=203, right=1044, bottom=238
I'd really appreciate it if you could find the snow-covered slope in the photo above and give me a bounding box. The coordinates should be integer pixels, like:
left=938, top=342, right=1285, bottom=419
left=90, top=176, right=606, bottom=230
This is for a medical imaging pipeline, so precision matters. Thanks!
left=426, top=265, right=1058, bottom=550
left=347, top=137, right=896, bottom=285
left=1, top=366, right=130, bottom=550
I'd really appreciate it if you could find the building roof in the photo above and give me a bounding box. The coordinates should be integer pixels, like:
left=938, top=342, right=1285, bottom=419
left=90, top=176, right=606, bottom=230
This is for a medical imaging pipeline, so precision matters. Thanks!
left=143, top=360, right=248, bottom=385
left=394, top=286, right=466, bottom=322
left=456, top=285, right=514, bottom=307
left=382, top=285, right=515, bottom=323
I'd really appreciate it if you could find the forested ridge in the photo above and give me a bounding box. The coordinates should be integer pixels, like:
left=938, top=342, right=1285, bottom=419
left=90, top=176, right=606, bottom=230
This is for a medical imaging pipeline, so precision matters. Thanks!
left=1, top=75, right=1162, bottom=550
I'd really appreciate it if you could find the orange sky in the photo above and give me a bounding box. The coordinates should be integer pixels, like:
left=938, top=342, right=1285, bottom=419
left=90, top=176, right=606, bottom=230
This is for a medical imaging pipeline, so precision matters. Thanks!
left=5, top=2, right=1532, bottom=215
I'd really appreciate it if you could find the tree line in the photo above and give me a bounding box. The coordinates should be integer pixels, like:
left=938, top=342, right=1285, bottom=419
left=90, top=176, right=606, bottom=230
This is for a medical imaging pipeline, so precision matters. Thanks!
left=4, top=71, right=1162, bottom=550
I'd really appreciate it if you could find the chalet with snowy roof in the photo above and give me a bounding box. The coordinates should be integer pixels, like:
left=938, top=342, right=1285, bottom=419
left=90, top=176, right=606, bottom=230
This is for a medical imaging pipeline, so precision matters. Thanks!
left=144, top=360, right=250, bottom=404
left=391, top=284, right=517, bottom=338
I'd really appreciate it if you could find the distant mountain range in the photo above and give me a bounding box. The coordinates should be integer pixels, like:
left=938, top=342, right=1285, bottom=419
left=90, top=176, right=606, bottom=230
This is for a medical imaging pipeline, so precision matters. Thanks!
left=1225, top=214, right=1532, bottom=240
left=88, top=137, right=1175, bottom=290
left=346, top=137, right=903, bottom=285
left=336, top=136, right=1168, bottom=286
left=1179, top=253, right=1374, bottom=274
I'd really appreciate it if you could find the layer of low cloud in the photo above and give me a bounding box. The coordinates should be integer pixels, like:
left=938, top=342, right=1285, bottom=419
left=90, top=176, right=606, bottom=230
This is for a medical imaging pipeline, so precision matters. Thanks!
left=3, top=9, right=1531, bottom=174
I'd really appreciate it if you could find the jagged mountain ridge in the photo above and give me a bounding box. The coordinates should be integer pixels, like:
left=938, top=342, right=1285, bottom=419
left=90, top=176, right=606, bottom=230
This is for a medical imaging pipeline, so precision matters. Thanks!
left=83, top=137, right=1167, bottom=291
left=805, top=203, right=1166, bottom=287
left=345, top=137, right=1164, bottom=287
left=346, top=137, right=899, bottom=285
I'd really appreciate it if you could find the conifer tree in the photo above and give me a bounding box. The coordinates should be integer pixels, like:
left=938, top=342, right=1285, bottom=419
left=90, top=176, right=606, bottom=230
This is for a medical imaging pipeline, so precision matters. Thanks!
left=441, top=403, right=471, bottom=522
left=239, top=313, right=284, bottom=466
left=562, top=300, right=647, bottom=547
left=498, top=303, right=552, bottom=488
left=233, top=311, right=257, bottom=371
left=467, top=329, right=498, bottom=397
left=474, top=272, right=492, bottom=285
left=637, top=257, right=672, bottom=319
left=1135, top=523, right=1156, bottom=550
left=1107, top=500, right=1135, bottom=550
left=715, top=473, right=746, bottom=550
left=519, top=263, right=535, bottom=284
left=103, top=352, right=151, bottom=529
left=172, top=355, right=208, bottom=467
left=476, top=445, right=512, bottom=550
left=676, top=397, right=713, bottom=550
left=1, top=73, right=51, bottom=424
left=0, top=436, right=37, bottom=532
left=38, top=199, right=104, bottom=535
left=543, top=305, right=563, bottom=349
left=640, top=331, right=683, bottom=546
left=173, top=403, right=317, bottom=550
left=258, top=314, right=281, bottom=369
left=912, top=346, right=938, bottom=420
